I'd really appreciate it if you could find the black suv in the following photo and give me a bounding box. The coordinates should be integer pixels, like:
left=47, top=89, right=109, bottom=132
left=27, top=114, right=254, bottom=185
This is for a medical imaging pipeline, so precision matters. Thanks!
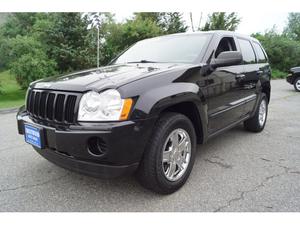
left=286, top=67, right=300, bottom=92
left=17, top=31, right=271, bottom=194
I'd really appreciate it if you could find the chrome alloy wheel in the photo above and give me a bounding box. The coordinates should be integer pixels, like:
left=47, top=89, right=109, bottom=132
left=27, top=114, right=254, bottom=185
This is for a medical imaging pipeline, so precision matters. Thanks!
left=258, top=99, right=267, bottom=127
left=162, top=128, right=191, bottom=182
left=296, top=80, right=300, bottom=91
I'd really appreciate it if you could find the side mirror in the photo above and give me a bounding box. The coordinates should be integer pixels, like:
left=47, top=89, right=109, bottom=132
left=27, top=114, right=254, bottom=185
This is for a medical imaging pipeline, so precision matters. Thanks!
left=212, top=51, right=242, bottom=68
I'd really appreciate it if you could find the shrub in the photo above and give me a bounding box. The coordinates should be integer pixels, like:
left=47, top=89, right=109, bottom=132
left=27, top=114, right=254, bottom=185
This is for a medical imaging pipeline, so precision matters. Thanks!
left=10, top=51, right=57, bottom=89
left=272, top=69, right=286, bottom=79
left=0, top=35, right=58, bottom=89
left=253, top=31, right=300, bottom=72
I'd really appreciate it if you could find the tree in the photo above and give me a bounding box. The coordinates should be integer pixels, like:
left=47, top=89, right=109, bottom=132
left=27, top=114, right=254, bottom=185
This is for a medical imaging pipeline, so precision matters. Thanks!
left=5, top=35, right=57, bottom=88
left=0, top=12, right=188, bottom=89
left=134, top=12, right=188, bottom=34
left=160, top=12, right=188, bottom=34
left=201, top=12, right=241, bottom=31
left=0, top=13, right=9, bottom=26
left=284, top=13, right=300, bottom=41
left=253, top=30, right=300, bottom=72
left=41, top=13, right=93, bottom=72
left=100, top=15, right=163, bottom=64
left=0, top=13, right=45, bottom=38
left=11, top=51, right=57, bottom=89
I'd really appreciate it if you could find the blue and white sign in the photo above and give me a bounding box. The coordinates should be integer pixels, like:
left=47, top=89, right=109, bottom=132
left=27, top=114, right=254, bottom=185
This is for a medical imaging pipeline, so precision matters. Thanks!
left=24, top=124, right=42, bottom=149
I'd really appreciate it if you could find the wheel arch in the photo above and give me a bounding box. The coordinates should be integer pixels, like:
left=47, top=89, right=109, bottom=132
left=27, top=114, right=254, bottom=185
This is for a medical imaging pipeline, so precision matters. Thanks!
left=158, top=101, right=205, bottom=144
left=261, top=81, right=271, bottom=103
left=132, top=83, right=208, bottom=144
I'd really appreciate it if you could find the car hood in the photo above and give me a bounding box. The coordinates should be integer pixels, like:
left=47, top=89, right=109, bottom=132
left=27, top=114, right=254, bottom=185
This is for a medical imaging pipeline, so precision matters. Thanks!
left=31, top=63, right=190, bottom=92
left=290, top=67, right=300, bottom=74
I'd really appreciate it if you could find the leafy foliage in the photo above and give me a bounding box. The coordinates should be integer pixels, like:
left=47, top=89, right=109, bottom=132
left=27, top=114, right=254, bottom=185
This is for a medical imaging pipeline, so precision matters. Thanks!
left=0, top=13, right=96, bottom=88
left=0, top=12, right=188, bottom=89
left=0, top=35, right=57, bottom=88
left=201, top=12, right=241, bottom=31
left=10, top=50, right=57, bottom=89
left=253, top=29, right=300, bottom=73
left=1, top=11, right=300, bottom=91
left=43, top=13, right=95, bottom=72
left=1, top=13, right=45, bottom=38
left=284, top=13, right=300, bottom=41
left=0, top=13, right=9, bottom=26
left=135, top=12, right=188, bottom=34
left=100, top=12, right=187, bottom=64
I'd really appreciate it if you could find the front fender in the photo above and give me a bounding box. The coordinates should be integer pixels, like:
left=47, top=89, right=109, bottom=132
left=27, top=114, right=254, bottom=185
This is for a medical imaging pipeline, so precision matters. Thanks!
left=131, top=82, right=208, bottom=143
left=134, top=82, right=199, bottom=115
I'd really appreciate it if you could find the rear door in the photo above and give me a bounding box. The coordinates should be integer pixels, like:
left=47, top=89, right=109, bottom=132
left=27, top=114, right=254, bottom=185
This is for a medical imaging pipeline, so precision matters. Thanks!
left=236, top=38, right=262, bottom=116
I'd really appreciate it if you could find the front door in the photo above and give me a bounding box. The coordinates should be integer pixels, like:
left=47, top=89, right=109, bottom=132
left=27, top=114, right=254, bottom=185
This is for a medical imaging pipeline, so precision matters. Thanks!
left=205, top=36, right=246, bottom=133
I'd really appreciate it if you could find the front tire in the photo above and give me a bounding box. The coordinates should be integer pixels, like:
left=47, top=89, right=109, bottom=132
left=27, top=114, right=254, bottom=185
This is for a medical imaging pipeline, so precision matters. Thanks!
left=294, top=77, right=300, bottom=92
left=136, top=112, right=196, bottom=194
left=244, top=94, right=268, bottom=132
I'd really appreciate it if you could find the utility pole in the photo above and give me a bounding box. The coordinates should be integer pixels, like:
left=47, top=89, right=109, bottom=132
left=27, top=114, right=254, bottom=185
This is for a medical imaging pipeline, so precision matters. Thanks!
left=86, top=12, right=103, bottom=69
left=198, top=12, right=203, bottom=31
left=97, top=27, right=99, bottom=68
left=190, top=12, right=195, bottom=32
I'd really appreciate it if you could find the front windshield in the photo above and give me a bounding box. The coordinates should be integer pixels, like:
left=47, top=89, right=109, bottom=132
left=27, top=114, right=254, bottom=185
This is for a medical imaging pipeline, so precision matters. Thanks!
left=114, top=33, right=211, bottom=64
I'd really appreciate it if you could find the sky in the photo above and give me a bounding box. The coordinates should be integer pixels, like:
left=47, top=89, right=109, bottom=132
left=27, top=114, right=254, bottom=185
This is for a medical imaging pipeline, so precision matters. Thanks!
left=115, top=12, right=289, bottom=35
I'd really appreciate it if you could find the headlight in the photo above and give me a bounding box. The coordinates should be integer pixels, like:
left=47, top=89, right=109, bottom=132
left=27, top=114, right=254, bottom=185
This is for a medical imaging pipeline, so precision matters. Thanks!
left=78, top=89, right=133, bottom=121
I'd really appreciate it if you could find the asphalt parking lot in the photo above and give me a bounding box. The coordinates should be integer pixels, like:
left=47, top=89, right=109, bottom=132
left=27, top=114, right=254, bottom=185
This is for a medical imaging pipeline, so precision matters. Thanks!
left=0, top=79, right=299, bottom=212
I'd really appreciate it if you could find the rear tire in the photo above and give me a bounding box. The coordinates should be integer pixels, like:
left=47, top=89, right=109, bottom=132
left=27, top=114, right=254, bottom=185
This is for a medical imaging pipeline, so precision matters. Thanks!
left=244, top=93, right=268, bottom=132
left=136, top=112, right=196, bottom=194
left=294, top=77, right=300, bottom=92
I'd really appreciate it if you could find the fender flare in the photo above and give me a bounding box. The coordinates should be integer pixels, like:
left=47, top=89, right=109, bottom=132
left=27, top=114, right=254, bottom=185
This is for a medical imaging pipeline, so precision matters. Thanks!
left=133, top=82, right=208, bottom=143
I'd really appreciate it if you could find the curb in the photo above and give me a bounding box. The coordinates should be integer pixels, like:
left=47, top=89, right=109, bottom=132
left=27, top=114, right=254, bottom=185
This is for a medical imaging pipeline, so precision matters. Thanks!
left=0, top=107, right=19, bottom=114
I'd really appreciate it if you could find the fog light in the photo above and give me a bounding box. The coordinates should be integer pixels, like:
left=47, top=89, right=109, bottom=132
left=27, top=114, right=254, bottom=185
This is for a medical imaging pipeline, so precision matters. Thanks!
left=87, top=137, right=107, bottom=156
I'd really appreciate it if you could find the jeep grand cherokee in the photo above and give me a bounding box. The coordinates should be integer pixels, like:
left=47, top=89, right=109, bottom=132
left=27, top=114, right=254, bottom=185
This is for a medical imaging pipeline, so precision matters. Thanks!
left=17, top=31, right=271, bottom=194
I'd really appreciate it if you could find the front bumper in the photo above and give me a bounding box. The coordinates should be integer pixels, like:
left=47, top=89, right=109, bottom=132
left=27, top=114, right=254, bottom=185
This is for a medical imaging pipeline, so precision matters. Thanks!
left=17, top=106, right=156, bottom=178
left=286, top=74, right=295, bottom=84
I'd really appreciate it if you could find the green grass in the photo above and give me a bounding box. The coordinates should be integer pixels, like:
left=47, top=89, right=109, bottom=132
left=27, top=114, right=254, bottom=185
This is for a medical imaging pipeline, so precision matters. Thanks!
left=272, top=69, right=286, bottom=79
left=0, top=70, right=26, bottom=109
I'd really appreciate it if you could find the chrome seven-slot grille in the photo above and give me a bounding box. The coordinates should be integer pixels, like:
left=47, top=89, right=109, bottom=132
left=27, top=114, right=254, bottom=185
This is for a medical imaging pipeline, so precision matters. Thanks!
left=26, top=89, right=80, bottom=124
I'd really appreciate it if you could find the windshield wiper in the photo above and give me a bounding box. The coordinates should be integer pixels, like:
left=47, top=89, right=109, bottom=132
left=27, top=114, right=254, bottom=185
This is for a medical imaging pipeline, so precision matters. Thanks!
left=126, top=60, right=159, bottom=64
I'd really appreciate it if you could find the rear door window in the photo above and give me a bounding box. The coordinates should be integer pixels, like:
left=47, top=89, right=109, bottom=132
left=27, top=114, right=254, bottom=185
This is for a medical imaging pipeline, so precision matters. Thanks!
left=237, top=38, right=256, bottom=64
left=253, top=42, right=267, bottom=63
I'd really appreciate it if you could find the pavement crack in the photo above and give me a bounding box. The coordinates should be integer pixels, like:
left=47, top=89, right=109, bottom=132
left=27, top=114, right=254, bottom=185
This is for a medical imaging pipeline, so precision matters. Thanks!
left=260, top=157, right=272, bottom=162
left=204, top=157, right=233, bottom=169
left=290, top=171, right=300, bottom=175
left=214, top=192, right=245, bottom=212
left=0, top=173, right=69, bottom=193
left=214, top=163, right=298, bottom=212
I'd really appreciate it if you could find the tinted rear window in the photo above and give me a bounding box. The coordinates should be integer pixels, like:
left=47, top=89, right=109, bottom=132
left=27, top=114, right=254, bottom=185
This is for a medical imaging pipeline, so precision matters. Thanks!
left=253, top=42, right=267, bottom=63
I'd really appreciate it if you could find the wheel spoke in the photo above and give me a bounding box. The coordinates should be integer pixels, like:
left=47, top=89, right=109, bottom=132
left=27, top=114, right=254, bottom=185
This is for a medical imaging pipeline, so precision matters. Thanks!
left=176, top=157, right=185, bottom=171
left=178, top=139, right=188, bottom=153
left=171, top=132, right=179, bottom=149
left=162, top=150, right=172, bottom=163
left=168, top=161, right=177, bottom=177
